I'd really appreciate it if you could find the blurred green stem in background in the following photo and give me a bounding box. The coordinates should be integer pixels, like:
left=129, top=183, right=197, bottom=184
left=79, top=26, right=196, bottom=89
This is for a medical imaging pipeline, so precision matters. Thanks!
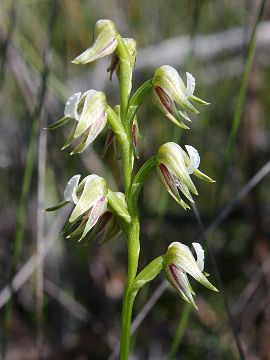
left=213, top=0, right=266, bottom=211
left=168, top=304, right=192, bottom=360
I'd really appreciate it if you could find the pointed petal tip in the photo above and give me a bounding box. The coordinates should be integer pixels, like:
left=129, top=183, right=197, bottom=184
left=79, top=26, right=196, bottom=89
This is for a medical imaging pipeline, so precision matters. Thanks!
left=71, top=58, right=80, bottom=65
left=178, top=122, right=190, bottom=130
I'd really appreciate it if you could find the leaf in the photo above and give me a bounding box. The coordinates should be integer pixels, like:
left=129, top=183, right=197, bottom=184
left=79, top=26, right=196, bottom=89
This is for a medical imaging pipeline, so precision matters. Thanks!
left=45, top=200, right=70, bottom=212
left=131, top=256, right=165, bottom=295
left=47, top=116, right=71, bottom=130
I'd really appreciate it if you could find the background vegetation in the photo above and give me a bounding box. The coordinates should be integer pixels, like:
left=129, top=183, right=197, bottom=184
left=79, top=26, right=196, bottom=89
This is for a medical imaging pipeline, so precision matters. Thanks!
left=0, top=0, right=270, bottom=359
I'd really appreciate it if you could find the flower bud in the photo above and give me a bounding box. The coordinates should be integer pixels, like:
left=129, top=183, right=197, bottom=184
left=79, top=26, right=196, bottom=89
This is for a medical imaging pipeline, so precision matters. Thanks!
left=107, top=38, right=137, bottom=80
left=152, top=65, right=209, bottom=129
left=165, top=242, right=218, bottom=309
left=102, top=104, right=139, bottom=159
left=72, top=19, right=118, bottom=64
left=157, top=142, right=214, bottom=209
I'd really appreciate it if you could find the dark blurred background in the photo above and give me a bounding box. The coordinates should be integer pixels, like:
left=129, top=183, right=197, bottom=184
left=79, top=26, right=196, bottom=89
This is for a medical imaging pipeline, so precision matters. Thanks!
left=0, top=0, right=270, bottom=359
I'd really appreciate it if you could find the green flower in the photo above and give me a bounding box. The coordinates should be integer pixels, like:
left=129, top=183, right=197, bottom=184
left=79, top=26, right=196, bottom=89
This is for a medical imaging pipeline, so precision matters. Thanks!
left=46, top=175, right=131, bottom=243
left=157, top=142, right=214, bottom=209
left=72, top=19, right=118, bottom=64
left=153, top=65, right=209, bottom=129
left=165, top=242, right=218, bottom=309
left=49, top=90, right=107, bottom=154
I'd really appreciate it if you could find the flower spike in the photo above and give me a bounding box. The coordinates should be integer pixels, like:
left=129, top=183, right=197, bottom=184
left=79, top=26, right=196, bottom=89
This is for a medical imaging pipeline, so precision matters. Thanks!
left=152, top=65, right=209, bottom=129
left=165, top=242, right=218, bottom=309
left=72, top=20, right=118, bottom=64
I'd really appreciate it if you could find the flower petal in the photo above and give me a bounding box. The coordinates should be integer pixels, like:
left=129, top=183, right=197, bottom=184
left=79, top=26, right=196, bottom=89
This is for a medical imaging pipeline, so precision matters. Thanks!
left=74, top=91, right=107, bottom=139
left=72, top=20, right=118, bottom=64
left=158, top=164, right=190, bottom=210
left=71, top=111, right=107, bottom=154
left=186, top=72, right=196, bottom=97
left=79, top=196, right=108, bottom=241
left=64, top=174, right=81, bottom=204
left=167, top=264, right=197, bottom=309
left=64, top=92, right=81, bottom=120
left=192, top=242, right=204, bottom=272
left=185, top=145, right=200, bottom=174
left=153, top=87, right=189, bottom=130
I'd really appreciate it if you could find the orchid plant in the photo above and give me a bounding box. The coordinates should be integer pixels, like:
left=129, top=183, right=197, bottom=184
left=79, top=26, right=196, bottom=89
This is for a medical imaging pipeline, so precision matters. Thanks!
left=47, top=19, right=218, bottom=359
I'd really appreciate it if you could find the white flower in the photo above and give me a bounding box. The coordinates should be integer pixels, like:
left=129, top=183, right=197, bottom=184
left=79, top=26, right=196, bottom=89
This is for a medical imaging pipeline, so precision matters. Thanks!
left=157, top=142, right=214, bottom=209
left=165, top=242, right=218, bottom=309
left=72, top=19, right=118, bottom=64
left=49, top=90, right=107, bottom=154
left=153, top=65, right=209, bottom=129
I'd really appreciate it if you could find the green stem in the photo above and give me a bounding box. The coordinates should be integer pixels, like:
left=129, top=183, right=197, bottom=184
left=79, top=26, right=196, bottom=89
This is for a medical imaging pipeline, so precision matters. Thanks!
left=120, top=217, right=140, bottom=360
left=116, top=32, right=140, bottom=360
left=120, top=291, right=136, bottom=359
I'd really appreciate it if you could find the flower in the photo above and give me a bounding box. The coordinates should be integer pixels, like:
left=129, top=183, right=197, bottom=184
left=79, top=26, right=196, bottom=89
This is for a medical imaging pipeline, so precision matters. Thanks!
left=72, top=19, right=118, bottom=64
left=49, top=90, right=107, bottom=154
left=107, top=37, right=137, bottom=80
left=157, top=142, right=214, bottom=209
left=152, top=65, right=209, bottom=129
left=64, top=174, right=109, bottom=242
left=46, top=175, right=131, bottom=243
left=165, top=242, right=218, bottom=309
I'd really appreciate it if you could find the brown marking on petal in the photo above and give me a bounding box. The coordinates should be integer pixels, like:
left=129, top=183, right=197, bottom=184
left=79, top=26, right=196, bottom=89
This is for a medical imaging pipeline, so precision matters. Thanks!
left=102, top=129, right=115, bottom=157
left=169, top=264, right=185, bottom=292
left=92, top=211, right=113, bottom=238
left=96, top=38, right=117, bottom=57
left=155, top=86, right=174, bottom=112
left=132, top=123, right=139, bottom=158
left=159, top=164, right=177, bottom=194
left=107, top=54, right=119, bottom=80
left=98, top=211, right=113, bottom=229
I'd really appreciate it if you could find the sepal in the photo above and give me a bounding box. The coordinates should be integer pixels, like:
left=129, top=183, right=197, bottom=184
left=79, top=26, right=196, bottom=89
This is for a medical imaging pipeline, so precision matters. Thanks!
left=72, top=20, right=118, bottom=64
left=107, top=190, right=131, bottom=223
